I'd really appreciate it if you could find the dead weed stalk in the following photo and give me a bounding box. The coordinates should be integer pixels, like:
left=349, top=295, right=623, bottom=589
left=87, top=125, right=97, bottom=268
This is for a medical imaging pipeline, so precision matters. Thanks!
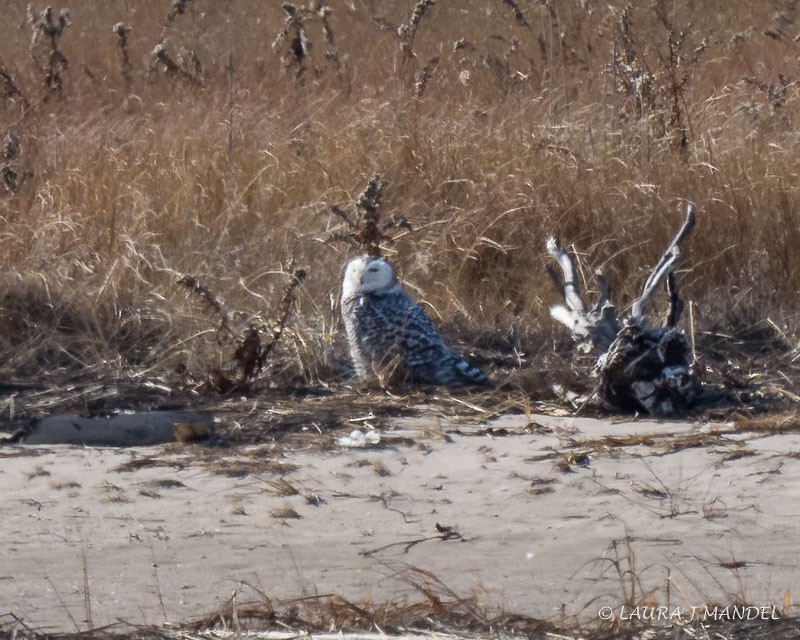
left=272, top=3, right=340, bottom=82
left=0, top=56, right=29, bottom=110
left=502, top=0, right=530, bottom=29
left=612, top=2, right=706, bottom=152
left=652, top=0, right=707, bottom=152
left=177, top=267, right=307, bottom=390
left=26, top=4, right=71, bottom=101
left=397, top=0, right=436, bottom=79
left=1, top=132, right=30, bottom=192
left=273, top=3, right=311, bottom=79
left=161, top=0, right=195, bottom=41
left=151, top=41, right=203, bottom=86
left=112, top=22, right=132, bottom=87
left=151, top=0, right=203, bottom=85
left=326, top=174, right=411, bottom=257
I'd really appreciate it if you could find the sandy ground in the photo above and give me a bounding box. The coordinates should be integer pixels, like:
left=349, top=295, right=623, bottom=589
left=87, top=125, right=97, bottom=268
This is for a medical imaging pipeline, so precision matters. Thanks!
left=1, top=409, right=799, bottom=634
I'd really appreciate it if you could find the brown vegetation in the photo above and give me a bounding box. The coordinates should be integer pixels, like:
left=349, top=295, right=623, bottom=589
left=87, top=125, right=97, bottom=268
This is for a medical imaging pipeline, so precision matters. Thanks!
left=0, top=1, right=798, bottom=398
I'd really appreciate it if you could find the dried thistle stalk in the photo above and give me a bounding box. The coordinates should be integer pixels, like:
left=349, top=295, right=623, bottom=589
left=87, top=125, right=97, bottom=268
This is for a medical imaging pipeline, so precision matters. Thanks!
left=413, top=55, right=439, bottom=97
left=176, top=275, right=234, bottom=341
left=613, top=7, right=652, bottom=114
left=397, top=0, right=436, bottom=75
left=2, top=133, right=20, bottom=161
left=181, top=266, right=307, bottom=386
left=325, top=175, right=413, bottom=256
left=652, top=0, right=704, bottom=151
left=1, top=132, right=29, bottom=192
left=27, top=4, right=71, bottom=100
left=177, top=47, right=203, bottom=79
left=0, top=57, right=28, bottom=108
left=152, top=0, right=202, bottom=85
left=160, top=0, right=195, bottom=40
left=151, top=41, right=202, bottom=86
left=112, top=22, right=132, bottom=87
left=317, top=5, right=338, bottom=61
left=273, top=3, right=313, bottom=78
left=257, top=267, right=308, bottom=366
left=502, top=0, right=530, bottom=29
left=356, top=175, right=388, bottom=257
left=397, top=0, right=436, bottom=43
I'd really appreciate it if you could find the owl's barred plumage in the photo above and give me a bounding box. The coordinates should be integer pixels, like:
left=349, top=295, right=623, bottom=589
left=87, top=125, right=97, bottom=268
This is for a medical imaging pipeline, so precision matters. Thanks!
left=341, top=256, right=490, bottom=387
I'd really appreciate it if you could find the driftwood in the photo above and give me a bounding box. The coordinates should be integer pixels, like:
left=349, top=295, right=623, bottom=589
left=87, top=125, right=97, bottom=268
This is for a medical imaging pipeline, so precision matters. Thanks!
left=19, top=410, right=214, bottom=446
left=547, top=204, right=698, bottom=415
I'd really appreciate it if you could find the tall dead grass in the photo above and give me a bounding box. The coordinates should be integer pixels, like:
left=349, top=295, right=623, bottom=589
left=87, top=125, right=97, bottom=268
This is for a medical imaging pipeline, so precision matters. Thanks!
left=0, top=1, right=798, bottom=385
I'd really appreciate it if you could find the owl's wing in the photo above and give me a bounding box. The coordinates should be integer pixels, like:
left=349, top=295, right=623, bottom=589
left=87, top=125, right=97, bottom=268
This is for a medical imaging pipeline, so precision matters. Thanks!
left=356, top=291, right=489, bottom=386
left=396, top=296, right=489, bottom=386
left=394, top=296, right=452, bottom=362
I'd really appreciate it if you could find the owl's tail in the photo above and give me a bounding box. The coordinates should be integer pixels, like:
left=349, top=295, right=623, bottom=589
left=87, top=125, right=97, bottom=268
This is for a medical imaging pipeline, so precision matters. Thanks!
left=448, top=357, right=491, bottom=387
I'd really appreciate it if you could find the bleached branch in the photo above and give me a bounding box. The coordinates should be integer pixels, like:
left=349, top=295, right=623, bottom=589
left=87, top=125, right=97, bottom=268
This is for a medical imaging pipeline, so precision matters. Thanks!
left=631, top=203, right=696, bottom=322
left=546, top=236, right=619, bottom=353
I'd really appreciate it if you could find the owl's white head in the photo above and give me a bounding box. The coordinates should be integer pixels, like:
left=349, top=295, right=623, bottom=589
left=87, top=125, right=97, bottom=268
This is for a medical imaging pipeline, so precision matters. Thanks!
left=342, top=255, right=398, bottom=300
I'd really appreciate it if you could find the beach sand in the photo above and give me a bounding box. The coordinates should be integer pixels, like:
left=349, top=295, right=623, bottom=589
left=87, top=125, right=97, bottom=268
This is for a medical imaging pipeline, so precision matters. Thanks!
left=1, top=410, right=798, bottom=633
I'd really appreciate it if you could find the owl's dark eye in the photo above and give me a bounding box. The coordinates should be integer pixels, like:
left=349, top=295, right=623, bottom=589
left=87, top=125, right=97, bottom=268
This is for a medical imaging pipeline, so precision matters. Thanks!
left=367, top=267, right=379, bottom=273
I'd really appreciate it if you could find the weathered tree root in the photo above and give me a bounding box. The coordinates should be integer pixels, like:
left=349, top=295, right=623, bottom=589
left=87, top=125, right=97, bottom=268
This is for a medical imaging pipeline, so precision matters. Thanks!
left=597, top=322, right=697, bottom=415
left=547, top=204, right=698, bottom=416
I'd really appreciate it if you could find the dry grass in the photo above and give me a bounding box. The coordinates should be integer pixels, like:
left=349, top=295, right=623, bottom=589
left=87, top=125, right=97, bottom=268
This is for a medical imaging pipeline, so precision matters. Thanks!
left=270, top=503, right=301, bottom=519
left=24, top=464, right=50, bottom=479
left=0, top=1, right=797, bottom=400
left=206, top=458, right=299, bottom=478
left=187, top=564, right=557, bottom=636
left=49, top=480, right=80, bottom=490
left=265, top=477, right=299, bottom=496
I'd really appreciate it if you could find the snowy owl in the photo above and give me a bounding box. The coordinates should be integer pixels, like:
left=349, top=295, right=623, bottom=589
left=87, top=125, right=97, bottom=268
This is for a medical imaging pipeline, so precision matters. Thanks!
left=341, top=255, right=489, bottom=386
